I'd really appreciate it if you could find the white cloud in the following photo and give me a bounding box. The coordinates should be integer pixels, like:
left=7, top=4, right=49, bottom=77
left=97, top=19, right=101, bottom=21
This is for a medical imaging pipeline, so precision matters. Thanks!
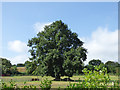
left=33, top=22, right=52, bottom=33
left=80, top=27, right=118, bottom=65
left=9, top=54, right=29, bottom=64
left=0, top=55, right=28, bottom=65
left=8, top=40, right=29, bottom=53
left=7, top=40, right=30, bottom=64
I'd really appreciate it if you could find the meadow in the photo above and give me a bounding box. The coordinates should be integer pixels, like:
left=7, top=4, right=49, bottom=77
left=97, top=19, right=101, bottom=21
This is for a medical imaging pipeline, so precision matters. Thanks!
left=1, top=75, right=119, bottom=88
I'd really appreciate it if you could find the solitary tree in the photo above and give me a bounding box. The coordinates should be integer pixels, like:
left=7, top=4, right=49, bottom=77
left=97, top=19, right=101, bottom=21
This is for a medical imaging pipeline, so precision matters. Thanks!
left=28, top=20, right=87, bottom=80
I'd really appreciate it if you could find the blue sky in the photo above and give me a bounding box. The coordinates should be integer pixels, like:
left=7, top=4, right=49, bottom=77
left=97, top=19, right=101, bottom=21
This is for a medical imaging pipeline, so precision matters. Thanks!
left=2, top=2, right=118, bottom=65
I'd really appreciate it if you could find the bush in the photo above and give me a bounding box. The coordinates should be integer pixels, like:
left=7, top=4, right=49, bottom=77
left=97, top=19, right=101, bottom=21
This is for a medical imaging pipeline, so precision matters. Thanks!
left=39, top=78, right=52, bottom=90
left=2, top=79, right=18, bottom=89
left=67, top=65, right=111, bottom=89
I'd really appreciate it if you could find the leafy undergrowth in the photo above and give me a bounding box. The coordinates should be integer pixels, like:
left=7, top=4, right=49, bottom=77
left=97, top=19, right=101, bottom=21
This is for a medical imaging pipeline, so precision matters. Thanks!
left=1, top=65, right=120, bottom=89
left=67, top=65, right=120, bottom=89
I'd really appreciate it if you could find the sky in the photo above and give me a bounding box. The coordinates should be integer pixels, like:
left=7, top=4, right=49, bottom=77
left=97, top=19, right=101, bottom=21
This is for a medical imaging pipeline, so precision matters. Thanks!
left=1, top=2, right=118, bottom=65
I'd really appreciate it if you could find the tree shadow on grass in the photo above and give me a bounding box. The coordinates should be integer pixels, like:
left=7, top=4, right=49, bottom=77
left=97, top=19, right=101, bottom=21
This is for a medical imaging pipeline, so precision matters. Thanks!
left=53, top=78, right=84, bottom=82
left=53, top=79, right=119, bottom=83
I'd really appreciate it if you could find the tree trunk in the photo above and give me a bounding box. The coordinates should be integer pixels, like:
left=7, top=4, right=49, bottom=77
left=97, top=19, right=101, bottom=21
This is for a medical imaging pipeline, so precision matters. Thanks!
left=55, top=75, right=60, bottom=81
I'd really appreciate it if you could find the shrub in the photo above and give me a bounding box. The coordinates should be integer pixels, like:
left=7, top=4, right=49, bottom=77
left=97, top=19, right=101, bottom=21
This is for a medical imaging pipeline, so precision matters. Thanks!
left=39, top=78, right=52, bottom=90
left=2, top=79, right=19, bottom=89
left=22, top=81, right=37, bottom=89
left=67, top=65, right=111, bottom=89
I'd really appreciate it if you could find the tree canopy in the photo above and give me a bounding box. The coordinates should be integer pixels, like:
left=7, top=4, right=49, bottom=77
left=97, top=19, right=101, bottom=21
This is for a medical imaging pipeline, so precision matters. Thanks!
left=27, top=20, right=87, bottom=79
left=17, top=63, right=25, bottom=67
left=2, top=58, right=12, bottom=75
left=85, top=59, right=104, bottom=71
left=105, top=61, right=120, bottom=74
left=1, top=58, right=18, bottom=76
left=89, top=59, right=104, bottom=66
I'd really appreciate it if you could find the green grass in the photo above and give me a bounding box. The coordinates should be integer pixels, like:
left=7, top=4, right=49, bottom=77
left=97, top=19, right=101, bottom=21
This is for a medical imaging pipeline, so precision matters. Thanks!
left=1, top=75, right=119, bottom=88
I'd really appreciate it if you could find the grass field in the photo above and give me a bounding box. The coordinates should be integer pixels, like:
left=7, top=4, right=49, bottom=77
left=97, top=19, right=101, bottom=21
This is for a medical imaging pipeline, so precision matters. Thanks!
left=17, top=67, right=26, bottom=73
left=1, top=75, right=119, bottom=88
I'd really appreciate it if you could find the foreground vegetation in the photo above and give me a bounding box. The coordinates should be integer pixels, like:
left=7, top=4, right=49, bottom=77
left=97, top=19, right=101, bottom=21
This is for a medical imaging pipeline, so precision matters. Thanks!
left=1, top=75, right=119, bottom=88
left=1, top=66, right=120, bottom=89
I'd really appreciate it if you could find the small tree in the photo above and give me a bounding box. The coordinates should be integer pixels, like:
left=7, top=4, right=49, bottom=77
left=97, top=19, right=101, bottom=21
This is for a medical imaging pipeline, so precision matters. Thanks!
left=1, top=58, right=19, bottom=76
left=2, top=58, right=12, bottom=75
left=105, top=61, right=119, bottom=74
left=85, top=59, right=104, bottom=71
left=28, top=20, right=87, bottom=80
left=89, top=59, right=104, bottom=66
left=10, top=66, right=19, bottom=75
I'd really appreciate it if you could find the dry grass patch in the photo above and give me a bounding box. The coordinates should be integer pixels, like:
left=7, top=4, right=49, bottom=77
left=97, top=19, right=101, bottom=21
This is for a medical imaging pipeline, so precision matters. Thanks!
left=17, top=67, right=26, bottom=73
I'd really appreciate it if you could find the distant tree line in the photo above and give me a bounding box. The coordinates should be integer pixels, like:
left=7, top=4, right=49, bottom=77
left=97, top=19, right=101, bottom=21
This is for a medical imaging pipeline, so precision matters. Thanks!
left=1, top=58, right=25, bottom=76
left=84, top=59, right=120, bottom=75
left=25, top=59, right=120, bottom=76
left=1, top=57, right=120, bottom=76
left=1, top=58, right=18, bottom=76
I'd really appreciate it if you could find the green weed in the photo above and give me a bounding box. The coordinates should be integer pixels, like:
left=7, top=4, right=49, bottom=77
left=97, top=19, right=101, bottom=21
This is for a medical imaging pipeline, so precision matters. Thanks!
left=39, top=78, right=52, bottom=90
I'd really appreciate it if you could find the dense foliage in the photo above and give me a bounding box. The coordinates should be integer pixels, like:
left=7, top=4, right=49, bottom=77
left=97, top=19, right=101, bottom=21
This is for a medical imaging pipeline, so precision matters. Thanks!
left=85, top=59, right=105, bottom=71
left=1, top=58, right=12, bottom=75
left=1, top=57, right=120, bottom=76
left=27, top=20, right=87, bottom=79
left=67, top=65, right=119, bottom=89
left=105, top=61, right=120, bottom=74
left=85, top=59, right=120, bottom=75
left=1, top=58, right=21, bottom=76
left=16, top=63, right=25, bottom=67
